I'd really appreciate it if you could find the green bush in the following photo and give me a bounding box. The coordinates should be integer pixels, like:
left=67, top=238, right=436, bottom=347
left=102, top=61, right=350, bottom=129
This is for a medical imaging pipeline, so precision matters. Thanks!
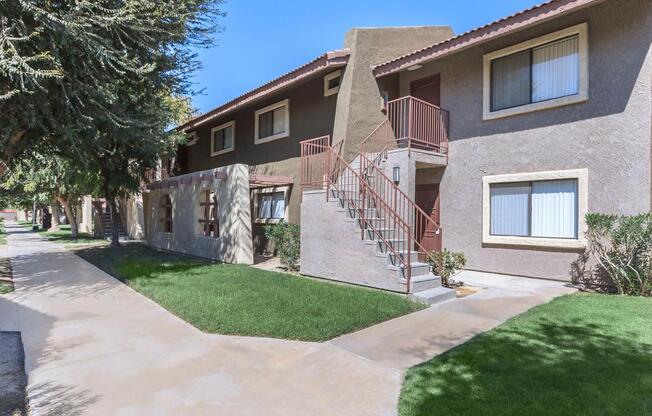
left=585, top=213, right=652, bottom=296
left=427, top=249, right=466, bottom=288
left=265, top=222, right=300, bottom=271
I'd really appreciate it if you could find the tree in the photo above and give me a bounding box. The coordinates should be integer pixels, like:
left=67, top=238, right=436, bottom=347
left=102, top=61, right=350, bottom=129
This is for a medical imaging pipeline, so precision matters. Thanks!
left=1, top=150, right=99, bottom=239
left=0, top=0, right=222, bottom=172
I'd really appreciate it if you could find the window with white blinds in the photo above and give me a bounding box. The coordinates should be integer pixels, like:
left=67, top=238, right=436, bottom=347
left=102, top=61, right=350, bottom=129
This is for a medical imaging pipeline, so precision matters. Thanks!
left=490, top=179, right=578, bottom=239
left=490, top=35, right=579, bottom=112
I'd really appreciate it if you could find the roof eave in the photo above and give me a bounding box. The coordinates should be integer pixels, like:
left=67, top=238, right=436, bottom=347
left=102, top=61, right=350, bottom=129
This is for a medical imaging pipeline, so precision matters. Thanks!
left=178, top=50, right=350, bottom=132
left=373, top=0, right=605, bottom=78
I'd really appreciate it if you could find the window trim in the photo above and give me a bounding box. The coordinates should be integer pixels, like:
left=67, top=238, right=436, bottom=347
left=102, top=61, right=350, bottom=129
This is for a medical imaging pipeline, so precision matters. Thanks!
left=324, top=70, right=342, bottom=97
left=483, top=23, right=589, bottom=120
left=252, top=186, right=289, bottom=224
left=186, top=131, right=198, bottom=146
left=482, top=169, right=588, bottom=249
left=254, top=99, right=290, bottom=145
left=210, top=120, right=235, bottom=156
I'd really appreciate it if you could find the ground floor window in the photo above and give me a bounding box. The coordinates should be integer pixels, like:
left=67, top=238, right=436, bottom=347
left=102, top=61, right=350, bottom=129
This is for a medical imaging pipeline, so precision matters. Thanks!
left=482, top=169, right=587, bottom=249
left=258, top=191, right=285, bottom=220
left=198, top=189, right=219, bottom=238
left=160, top=195, right=173, bottom=233
left=490, top=179, right=578, bottom=239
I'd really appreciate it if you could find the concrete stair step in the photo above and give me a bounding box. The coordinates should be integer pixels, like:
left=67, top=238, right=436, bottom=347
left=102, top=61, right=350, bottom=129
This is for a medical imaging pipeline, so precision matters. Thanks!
left=411, top=286, right=456, bottom=305
left=402, top=273, right=443, bottom=292
left=387, top=261, right=430, bottom=278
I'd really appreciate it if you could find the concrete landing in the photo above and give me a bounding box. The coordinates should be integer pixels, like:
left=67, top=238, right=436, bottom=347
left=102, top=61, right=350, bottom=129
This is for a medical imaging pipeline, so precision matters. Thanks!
left=330, top=270, right=576, bottom=370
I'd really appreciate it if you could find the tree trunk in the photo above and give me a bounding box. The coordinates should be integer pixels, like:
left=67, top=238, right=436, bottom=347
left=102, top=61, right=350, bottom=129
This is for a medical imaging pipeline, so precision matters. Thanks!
left=50, top=203, right=61, bottom=232
left=56, top=195, right=78, bottom=239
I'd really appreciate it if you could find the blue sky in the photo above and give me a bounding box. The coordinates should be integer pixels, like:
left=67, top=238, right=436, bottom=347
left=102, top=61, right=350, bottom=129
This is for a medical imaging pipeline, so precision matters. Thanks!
left=190, top=0, right=541, bottom=114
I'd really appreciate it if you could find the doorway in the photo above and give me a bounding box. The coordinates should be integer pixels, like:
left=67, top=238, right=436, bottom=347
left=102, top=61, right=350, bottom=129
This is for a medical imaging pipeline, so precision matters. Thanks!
left=410, top=74, right=441, bottom=106
left=415, top=183, right=442, bottom=253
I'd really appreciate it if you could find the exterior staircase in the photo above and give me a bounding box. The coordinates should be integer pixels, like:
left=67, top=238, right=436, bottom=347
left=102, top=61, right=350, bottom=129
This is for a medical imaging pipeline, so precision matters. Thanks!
left=100, top=211, right=128, bottom=239
left=300, top=129, right=455, bottom=305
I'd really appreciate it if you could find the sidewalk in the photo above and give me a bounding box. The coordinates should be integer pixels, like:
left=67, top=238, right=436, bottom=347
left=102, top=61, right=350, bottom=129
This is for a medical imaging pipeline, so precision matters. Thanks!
left=0, top=222, right=575, bottom=415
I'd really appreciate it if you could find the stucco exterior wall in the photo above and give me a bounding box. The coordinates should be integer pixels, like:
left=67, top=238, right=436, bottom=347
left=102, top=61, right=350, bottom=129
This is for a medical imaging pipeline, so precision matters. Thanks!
left=393, top=0, right=652, bottom=280
left=333, top=27, right=454, bottom=162
left=300, top=190, right=404, bottom=292
left=121, top=194, right=145, bottom=240
left=146, top=164, right=254, bottom=264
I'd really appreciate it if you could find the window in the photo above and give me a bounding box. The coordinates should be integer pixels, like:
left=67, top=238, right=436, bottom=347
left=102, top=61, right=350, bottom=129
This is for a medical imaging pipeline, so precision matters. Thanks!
left=324, top=70, right=342, bottom=96
left=198, top=189, right=219, bottom=238
left=160, top=195, right=173, bottom=233
left=257, top=192, right=285, bottom=220
left=186, top=131, right=198, bottom=146
left=490, top=179, right=578, bottom=239
left=482, top=169, right=588, bottom=249
left=254, top=99, right=290, bottom=144
left=483, top=23, right=588, bottom=119
left=211, top=121, right=235, bottom=156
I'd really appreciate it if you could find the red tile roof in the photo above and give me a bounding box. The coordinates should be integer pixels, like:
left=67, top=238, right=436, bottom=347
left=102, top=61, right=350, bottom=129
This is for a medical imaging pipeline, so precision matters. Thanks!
left=178, top=50, right=350, bottom=132
left=373, top=0, right=605, bottom=77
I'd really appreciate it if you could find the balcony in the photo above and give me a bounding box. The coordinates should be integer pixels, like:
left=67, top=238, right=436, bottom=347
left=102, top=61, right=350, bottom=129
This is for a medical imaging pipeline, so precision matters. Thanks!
left=385, top=95, right=449, bottom=155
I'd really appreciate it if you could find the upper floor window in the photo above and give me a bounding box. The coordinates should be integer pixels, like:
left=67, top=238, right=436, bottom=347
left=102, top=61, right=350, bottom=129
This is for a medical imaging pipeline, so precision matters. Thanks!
left=483, top=23, right=588, bottom=120
left=324, top=70, right=342, bottom=96
left=211, top=121, right=235, bottom=156
left=254, top=99, right=290, bottom=144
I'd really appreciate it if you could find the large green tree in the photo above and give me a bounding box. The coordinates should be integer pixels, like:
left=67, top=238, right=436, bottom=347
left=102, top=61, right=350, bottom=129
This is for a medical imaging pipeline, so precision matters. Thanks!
left=1, top=0, right=222, bottom=245
left=0, top=0, right=221, bottom=172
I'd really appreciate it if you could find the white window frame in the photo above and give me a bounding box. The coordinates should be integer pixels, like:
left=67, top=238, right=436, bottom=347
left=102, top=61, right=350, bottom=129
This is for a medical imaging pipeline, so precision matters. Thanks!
left=210, top=120, right=235, bottom=156
left=254, top=99, right=290, bottom=145
left=186, top=131, right=198, bottom=146
left=483, top=23, right=589, bottom=120
left=482, top=169, right=588, bottom=249
left=252, top=186, right=289, bottom=224
left=324, top=70, right=342, bottom=97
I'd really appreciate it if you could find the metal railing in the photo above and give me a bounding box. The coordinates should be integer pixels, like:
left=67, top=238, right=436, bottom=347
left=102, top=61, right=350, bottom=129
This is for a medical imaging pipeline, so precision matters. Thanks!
left=300, top=135, right=416, bottom=290
left=384, top=95, right=449, bottom=155
left=359, top=152, right=442, bottom=262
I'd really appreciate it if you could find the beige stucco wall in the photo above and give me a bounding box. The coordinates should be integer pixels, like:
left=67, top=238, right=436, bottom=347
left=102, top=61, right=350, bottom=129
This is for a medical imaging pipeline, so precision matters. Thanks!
left=146, top=164, right=254, bottom=264
left=391, top=0, right=652, bottom=280
left=333, top=26, right=453, bottom=162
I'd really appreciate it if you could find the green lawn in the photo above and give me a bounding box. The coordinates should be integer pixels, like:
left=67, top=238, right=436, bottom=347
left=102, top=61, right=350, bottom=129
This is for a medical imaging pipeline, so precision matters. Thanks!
left=0, top=221, right=6, bottom=245
left=0, top=258, right=13, bottom=294
left=399, top=293, right=652, bottom=416
left=39, top=224, right=106, bottom=245
left=76, top=244, right=424, bottom=341
left=17, top=220, right=35, bottom=230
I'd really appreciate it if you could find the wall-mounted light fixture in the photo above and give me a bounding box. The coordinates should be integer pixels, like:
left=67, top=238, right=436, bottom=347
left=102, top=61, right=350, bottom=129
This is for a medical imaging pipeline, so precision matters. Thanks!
left=392, top=166, right=400, bottom=184
left=407, top=64, right=423, bottom=71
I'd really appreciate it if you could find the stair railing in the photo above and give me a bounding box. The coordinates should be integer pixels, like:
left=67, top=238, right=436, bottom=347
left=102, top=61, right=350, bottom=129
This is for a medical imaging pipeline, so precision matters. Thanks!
left=300, top=136, right=414, bottom=291
left=359, top=152, right=442, bottom=262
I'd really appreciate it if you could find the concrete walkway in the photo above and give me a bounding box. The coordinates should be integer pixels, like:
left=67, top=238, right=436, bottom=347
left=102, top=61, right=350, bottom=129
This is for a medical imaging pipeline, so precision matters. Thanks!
left=330, top=271, right=576, bottom=370
left=0, top=222, right=574, bottom=415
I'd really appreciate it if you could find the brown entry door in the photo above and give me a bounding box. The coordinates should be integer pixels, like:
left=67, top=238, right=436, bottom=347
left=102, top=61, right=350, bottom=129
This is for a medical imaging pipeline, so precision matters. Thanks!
left=410, top=74, right=441, bottom=106
left=415, top=184, right=441, bottom=253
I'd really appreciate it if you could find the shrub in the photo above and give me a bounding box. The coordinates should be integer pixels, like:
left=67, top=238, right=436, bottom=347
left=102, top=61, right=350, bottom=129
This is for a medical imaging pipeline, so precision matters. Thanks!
left=265, top=222, right=300, bottom=271
left=585, top=213, right=652, bottom=296
left=428, top=249, right=466, bottom=288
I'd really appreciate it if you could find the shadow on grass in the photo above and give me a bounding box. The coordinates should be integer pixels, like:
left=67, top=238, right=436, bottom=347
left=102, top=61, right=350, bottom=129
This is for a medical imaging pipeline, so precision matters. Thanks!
left=400, top=315, right=652, bottom=416
left=74, top=243, right=207, bottom=282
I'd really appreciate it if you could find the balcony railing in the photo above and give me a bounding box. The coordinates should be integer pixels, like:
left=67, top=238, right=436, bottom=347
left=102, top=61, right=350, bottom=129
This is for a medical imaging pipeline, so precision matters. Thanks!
left=385, top=95, right=449, bottom=155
